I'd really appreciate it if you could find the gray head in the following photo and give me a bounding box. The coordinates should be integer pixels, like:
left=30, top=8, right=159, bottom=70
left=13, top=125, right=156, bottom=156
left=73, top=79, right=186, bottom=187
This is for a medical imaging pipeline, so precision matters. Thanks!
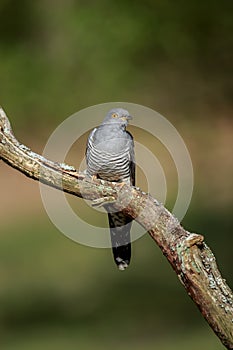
left=102, top=108, right=132, bottom=126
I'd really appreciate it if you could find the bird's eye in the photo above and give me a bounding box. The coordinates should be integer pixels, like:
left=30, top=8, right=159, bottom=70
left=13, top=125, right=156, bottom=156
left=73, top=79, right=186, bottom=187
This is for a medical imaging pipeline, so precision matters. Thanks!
left=112, top=113, right=118, bottom=118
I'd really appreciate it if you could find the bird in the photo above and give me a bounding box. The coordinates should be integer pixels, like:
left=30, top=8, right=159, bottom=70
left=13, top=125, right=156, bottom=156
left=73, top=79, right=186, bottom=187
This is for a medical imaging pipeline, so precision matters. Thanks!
left=85, top=108, right=135, bottom=270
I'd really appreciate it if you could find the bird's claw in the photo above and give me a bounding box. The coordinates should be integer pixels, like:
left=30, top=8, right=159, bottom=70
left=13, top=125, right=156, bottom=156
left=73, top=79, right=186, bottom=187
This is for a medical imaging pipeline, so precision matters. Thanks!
left=92, top=196, right=116, bottom=208
left=115, top=181, right=129, bottom=190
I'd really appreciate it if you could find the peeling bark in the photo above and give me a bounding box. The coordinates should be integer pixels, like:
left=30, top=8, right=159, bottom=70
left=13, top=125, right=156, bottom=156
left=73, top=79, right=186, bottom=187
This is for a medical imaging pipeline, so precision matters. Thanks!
left=0, top=107, right=232, bottom=349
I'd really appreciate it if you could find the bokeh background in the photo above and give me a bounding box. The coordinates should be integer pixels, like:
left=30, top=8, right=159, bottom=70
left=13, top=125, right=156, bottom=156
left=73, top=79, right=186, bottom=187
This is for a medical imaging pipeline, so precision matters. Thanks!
left=0, top=1, right=232, bottom=349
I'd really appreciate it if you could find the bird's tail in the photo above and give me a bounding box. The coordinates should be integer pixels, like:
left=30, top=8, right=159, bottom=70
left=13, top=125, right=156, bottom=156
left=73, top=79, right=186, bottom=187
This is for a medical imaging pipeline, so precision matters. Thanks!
left=107, top=210, right=132, bottom=271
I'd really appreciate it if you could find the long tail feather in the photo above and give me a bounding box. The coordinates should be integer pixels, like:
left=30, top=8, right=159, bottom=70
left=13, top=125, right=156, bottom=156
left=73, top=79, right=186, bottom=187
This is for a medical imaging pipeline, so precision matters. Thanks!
left=107, top=210, right=132, bottom=270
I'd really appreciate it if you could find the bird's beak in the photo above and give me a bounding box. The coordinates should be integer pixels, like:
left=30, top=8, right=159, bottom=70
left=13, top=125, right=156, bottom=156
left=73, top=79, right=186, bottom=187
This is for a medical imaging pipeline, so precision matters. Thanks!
left=120, top=115, right=133, bottom=121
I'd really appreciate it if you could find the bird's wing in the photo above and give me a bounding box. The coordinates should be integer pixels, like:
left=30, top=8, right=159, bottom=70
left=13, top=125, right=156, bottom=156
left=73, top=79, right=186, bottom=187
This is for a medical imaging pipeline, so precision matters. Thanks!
left=85, top=127, right=97, bottom=160
left=126, top=131, right=135, bottom=186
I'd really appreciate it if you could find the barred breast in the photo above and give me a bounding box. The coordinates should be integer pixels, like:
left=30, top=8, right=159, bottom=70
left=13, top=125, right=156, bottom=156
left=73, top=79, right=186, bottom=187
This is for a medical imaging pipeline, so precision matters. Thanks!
left=86, top=137, right=132, bottom=182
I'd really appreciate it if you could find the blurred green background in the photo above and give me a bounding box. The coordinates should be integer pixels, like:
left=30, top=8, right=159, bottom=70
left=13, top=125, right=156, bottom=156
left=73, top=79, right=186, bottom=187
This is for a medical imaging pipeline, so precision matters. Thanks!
left=0, top=1, right=232, bottom=349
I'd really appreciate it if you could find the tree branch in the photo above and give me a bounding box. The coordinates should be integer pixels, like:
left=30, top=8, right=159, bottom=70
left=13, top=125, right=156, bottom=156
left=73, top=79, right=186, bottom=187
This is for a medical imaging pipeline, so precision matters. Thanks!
left=0, top=107, right=232, bottom=349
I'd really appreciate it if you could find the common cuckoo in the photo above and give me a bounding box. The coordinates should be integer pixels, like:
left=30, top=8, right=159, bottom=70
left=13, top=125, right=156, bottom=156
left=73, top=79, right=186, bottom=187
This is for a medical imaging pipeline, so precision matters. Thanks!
left=86, top=108, right=135, bottom=270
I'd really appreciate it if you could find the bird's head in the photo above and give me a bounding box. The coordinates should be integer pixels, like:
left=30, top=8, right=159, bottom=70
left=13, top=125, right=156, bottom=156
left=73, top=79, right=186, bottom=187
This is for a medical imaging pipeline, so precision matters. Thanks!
left=102, top=108, right=132, bottom=126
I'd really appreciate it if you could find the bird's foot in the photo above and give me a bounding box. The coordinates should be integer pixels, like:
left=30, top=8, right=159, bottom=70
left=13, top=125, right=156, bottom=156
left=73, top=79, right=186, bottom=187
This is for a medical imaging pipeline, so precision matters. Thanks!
left=115, top=181, right=129, bottom=190
left=91, top=174, right=98, bottom=181
left=91, top=196, right=116, bottom=208
left=84, top=172, right=98, bottom=182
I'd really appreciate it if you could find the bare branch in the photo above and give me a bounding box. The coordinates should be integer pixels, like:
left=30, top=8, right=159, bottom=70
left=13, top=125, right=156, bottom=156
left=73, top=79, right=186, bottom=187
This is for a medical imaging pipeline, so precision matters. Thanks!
left=0, top=107, right=232, bottom=349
